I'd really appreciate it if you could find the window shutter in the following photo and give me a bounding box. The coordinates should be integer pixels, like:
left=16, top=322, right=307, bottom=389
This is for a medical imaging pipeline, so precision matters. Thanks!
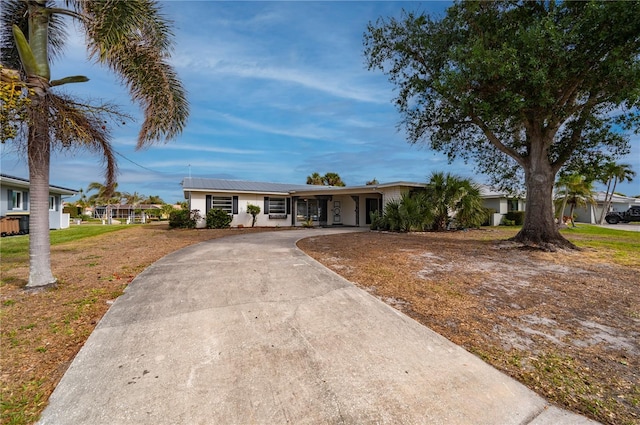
left=264, top=197, right=269, bottom=214
left=8, top=190, right=13, bottom=209
left=232, top=196, right=238, bottom=214
left=23, top=192, right=28, bottom=210
left=286, top=198, right=291, bottom=215
left=205, top=195, right=211, bottom=215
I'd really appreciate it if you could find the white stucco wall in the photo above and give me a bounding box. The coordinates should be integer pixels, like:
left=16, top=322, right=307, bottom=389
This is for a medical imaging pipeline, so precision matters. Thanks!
left=1, top=183, right=70, bottom=230
left=190, top=192, right=293, bottom=228
left=482, top=198, right=504, bottom=214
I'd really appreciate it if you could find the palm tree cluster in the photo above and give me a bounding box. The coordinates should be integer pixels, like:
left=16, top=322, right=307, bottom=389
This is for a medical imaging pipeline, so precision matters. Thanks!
left=554, top=174, right=595, bottom=227
left=70, top=182, right=170, bottom=218
left=597, top=162, right=636, bottom=224
left=372, top=172, right=487, bottom=232
left=306, top=172, right=346, bottom=186
left=1, top=0, right=188, bottom=288
left=554, top=162, right=635, bottom=226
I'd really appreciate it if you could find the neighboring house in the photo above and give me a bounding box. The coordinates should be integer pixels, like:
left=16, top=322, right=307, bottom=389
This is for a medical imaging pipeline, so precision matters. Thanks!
left=94, top=204, right=162, bottom=223
left=479, top=185, right=526, bottom=226
left=573, top=191, right=640, bottom=224
left=0, top=174, right=77, bottom=231
left=182, top=177, right=524, bottom=228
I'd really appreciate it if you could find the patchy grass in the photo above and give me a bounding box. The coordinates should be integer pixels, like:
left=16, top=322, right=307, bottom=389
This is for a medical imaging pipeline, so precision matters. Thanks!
left=560, top=225, right=640, bottom=266
left=0, top=225, right=127, bottom=262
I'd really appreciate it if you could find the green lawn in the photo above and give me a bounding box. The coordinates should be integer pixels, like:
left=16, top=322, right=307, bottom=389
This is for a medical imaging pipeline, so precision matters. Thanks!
left=0, top=225, right=128, bottom=261
left=561, top=224, right=640, bottom=265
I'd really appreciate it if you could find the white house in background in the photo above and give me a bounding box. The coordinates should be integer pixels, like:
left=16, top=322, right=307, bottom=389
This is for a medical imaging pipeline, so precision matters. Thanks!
left=182, top=177, right=524, bottom=228
left=572, top=191, right=640, bottom=224
left=0, top=174, right=77, bottom=231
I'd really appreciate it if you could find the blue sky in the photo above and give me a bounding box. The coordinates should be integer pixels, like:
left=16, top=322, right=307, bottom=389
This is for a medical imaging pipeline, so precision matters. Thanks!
left=1, top=1, right=639, bottom=203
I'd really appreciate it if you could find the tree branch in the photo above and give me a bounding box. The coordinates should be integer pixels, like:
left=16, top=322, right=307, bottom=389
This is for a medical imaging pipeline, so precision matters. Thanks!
left=468, top=112, right=526, bottom=167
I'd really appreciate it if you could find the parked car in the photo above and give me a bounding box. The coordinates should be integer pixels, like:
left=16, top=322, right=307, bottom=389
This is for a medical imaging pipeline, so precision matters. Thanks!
left=605, top=206, right=640, bottom=224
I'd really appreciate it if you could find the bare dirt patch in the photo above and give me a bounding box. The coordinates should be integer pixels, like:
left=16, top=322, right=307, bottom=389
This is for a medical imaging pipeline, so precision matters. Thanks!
left=298, top=229, right=640, bottom=425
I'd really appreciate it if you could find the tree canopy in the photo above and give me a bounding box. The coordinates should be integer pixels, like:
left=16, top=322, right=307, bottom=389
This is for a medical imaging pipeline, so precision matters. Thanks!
left=365, top=0, right=640, bottom=249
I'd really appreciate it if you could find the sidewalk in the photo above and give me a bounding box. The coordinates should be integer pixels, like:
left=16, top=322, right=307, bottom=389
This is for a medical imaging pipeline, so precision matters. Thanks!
left=38, top=229, right=598, bottom=424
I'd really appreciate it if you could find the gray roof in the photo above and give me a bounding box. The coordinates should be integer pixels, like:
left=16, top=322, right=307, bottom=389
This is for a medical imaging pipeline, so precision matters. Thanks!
left=182, top=177, right=519, bottom=198
left=0, top=173, right=77, bottom=194
left=182, top=178, right=329, bottom=194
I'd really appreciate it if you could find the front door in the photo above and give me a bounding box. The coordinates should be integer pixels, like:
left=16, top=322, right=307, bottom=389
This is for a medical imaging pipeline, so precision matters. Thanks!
left=365, top=197, right=380, bottom=225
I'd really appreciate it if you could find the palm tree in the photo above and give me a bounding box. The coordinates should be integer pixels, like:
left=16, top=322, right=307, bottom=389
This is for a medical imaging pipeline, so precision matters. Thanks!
left=322, top=172, right=346, bottom=187
left=145, top=195, right=164, bottom=204
left=306, top=172, right=324, bottom=185
left=160, top=203, right=176, bottom=220
left=423, top=172, right=484, bottom=231
left=69, top=187, right=90, bottom=217
left=598, top=163, right=636, bottom=224
left=554, top=174, right=595, bottom=227
left=123, top=192, right=142, bottom=205
left=306, top=172, right=346, bottom=186
left=1, top=1, right=188, bottom=288
left=398, top=191, right=433, bottom=232
left=87, top=181, right=122, bottom=222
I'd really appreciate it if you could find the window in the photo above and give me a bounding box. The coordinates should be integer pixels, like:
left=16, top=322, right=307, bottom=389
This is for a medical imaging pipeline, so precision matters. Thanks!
left=49, top=196, right=56, bottom=211
left=267, top=197, right=286, bottom=214
left=508, top=199, right=519, bottom=211
left=11, top=191, right=23, bottom=210
left=211, top=196, right=233, bottom=214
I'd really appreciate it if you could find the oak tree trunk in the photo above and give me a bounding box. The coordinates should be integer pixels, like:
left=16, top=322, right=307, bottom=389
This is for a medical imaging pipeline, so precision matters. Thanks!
left=510, top=139, right=577, bottom=250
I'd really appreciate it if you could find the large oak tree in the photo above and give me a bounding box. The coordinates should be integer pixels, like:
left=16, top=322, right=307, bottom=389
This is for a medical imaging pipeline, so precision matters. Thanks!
left=365, top=0, right=640, bottom=249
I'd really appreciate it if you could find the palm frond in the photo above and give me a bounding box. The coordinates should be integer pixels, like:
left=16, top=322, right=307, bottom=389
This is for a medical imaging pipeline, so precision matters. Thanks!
left=69, top=0, right=189, bottom=147
left=39, top=92, right=129, bottom=196
left=0, top=0, right=68, bottom=72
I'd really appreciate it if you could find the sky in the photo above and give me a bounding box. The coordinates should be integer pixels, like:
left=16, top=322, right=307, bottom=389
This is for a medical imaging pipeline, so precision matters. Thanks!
left=1, top=1, right=639, bottom=203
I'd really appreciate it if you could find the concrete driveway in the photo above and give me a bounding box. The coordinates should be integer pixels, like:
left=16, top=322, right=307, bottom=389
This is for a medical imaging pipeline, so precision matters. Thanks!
left=595, top=223, right=640, bottom=232
left=38, top=228, right=597, bottom=424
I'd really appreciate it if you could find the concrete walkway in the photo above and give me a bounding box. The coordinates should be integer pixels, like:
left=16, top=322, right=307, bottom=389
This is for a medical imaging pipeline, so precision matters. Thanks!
left=38, top=229, right=598, bottom=424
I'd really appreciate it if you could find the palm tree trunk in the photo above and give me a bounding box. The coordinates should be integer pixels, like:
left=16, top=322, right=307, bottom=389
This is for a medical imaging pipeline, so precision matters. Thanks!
left=569, top=203, right=576, bottom=227
left=557, top=192, right=569, bottom=227
left=26, top=105, right=56, bottom=288
left=606, top=178, right=620, bottom=216
left=23, top=1, right=56, bottom=288
left=598, top=177, right=613, bottom=225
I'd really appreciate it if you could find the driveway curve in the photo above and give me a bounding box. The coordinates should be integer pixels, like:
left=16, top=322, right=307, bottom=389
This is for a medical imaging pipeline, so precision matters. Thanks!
left=38, top=228, right=597, bottom=424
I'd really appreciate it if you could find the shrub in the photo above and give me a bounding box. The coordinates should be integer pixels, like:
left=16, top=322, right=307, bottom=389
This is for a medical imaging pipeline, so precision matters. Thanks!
left=383, top=199, right=402, bottom=231
left=369, top=210, right=386, bottom=230
left=206, top=208, right=232, bottom=229
left=169, top=209, right=201, bottom=228
left=502, top=218, right=516, bottom=226
left=505, top=211, right=525, bottom=226
left=246, top=204, right=261, bottom=227
left=481, top=208, right=496, bottom=226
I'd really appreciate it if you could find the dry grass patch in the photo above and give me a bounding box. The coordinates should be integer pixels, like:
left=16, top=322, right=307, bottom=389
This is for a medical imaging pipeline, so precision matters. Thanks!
left=0, top=224, right=281, bottom=425
left=297, top=227, right=640, bottom=425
